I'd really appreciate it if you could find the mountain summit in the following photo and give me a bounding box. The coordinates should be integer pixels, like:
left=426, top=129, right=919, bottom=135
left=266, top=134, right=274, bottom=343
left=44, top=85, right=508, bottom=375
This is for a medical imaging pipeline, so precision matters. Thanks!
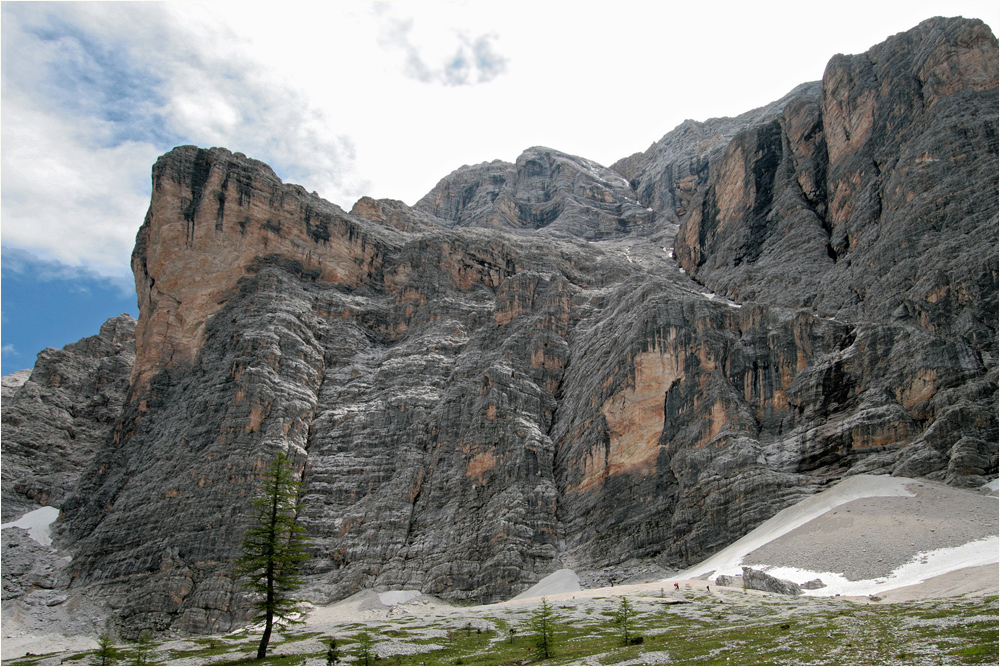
left=3, top=16, right=997, bottom=636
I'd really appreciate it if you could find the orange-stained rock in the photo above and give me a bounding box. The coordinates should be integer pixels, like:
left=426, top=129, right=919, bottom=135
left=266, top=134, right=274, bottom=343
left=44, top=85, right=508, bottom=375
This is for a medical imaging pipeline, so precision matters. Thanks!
left=132, top=147, right=389, bottom=388
left=30, top=18, right=996, bottom=639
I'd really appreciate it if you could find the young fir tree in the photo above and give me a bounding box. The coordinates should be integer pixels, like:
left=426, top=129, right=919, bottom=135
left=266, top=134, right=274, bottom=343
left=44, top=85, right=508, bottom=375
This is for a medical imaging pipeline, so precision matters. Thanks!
left=325, top=637, right=342, bottom=665
left=530, top=596, right=557, bottom=659
left=93, top=631, right=119, bottom=666
left=354, top=631, right=378, bottom=666
left=233, top=450, right=311, bottom=660
left=613, top=596, right=638, bottom=646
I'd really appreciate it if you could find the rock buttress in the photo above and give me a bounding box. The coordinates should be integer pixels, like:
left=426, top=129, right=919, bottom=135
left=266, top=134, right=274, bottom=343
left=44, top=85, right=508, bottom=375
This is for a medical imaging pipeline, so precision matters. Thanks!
left=47, top=17, right=997, bottom=637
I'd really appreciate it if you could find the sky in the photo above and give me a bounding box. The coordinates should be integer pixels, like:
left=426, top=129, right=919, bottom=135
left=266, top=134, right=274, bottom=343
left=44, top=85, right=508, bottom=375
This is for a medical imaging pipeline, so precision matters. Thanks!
left=2, top=0, right=997, bottom=375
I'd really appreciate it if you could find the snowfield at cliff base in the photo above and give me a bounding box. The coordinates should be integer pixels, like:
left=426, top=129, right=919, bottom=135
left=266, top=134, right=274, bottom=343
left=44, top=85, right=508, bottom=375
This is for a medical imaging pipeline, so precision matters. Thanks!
left=1, top=474, right=997, bottom=659
left=669, top=474, right=998, bottom=598
left=0, top=507, right=60, bottom=547
left=299, top=473, right=998, bottom=629
left=473, top=474, right=998, bottom=609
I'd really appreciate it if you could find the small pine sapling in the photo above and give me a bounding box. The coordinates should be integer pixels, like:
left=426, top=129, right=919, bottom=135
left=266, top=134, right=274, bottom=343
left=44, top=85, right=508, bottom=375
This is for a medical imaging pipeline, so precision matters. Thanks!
left=614, top=596, right=639, bottom=646
left=93, top=630, right=119, bottom=666
left=530, top=596, right=557, bottom=659
left=355, top=631, right=378, bottom=665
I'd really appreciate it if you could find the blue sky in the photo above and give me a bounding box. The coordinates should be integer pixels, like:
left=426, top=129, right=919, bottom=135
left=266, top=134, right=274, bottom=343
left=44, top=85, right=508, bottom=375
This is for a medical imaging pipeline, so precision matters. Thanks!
left=2, top=1, right=997, bottom=375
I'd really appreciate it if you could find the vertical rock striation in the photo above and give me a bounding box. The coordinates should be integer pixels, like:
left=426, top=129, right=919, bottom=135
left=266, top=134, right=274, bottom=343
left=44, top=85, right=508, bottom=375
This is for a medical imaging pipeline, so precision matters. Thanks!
left=4, top=16, right=989, bottom=636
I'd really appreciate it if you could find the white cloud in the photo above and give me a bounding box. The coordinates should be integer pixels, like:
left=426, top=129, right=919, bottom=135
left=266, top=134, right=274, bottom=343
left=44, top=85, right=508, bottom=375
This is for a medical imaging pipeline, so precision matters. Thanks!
left=0, top=247, right=135, bottom=293
left=0, top=90, right=158, bottom=276
left=1, top=1, right=372, bottom=276
left=376, top=8, right=508, bottom=86
left=1, top=0, right=997, bottom=279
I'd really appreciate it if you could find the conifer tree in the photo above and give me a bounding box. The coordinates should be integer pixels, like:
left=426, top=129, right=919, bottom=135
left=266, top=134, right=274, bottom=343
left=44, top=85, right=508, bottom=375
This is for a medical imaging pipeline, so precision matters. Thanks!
left=233, top=450, right=311, bottom=659
left=93, top=631, right=119, bottom=665
left=325, top=637, right=342, bottom=665
left=613, top=596, right=638, bottom=645
left=355, top=631, right=378, bottom=665
left=530, top=596, right=557, bottom=659
left=132, top=630, right=155, bottom=665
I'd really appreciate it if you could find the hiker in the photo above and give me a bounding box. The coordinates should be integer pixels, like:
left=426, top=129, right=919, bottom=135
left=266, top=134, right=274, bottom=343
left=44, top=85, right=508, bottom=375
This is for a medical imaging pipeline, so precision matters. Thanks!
left=674, top=582, right=680, bottom=590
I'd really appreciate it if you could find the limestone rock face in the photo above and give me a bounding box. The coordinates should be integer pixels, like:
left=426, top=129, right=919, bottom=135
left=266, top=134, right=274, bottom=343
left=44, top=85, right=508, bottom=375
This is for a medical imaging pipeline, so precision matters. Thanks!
left=415, top=147, right=656, bottom=238
left=741, top=567, right=802, bottom=596
left=1, top=315, right=135, bottom=522
left=666, top=17, right=998, bottom=353
left=4, top=16, right=992, bottom=637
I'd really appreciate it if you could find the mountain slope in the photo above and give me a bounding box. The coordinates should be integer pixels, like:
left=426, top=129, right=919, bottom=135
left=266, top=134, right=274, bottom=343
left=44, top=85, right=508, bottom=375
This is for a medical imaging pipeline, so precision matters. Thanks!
left=1, top=16, right=995, bottom=637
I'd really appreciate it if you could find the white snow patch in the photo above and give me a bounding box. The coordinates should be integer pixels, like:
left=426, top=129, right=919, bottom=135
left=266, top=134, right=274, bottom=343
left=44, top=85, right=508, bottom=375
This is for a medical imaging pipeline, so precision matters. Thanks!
left=756, top=536, right=1000, bottom=597
left=669, top=475, right=915, bottom=582
left=1, top=506, right=60, bottom=547
left=510, top=569, right=581, bottom=601
left=700, top=292, right=742, bottom=309
left=378, top=590, right=422, bottom=606
left=982, top=478, right=999, bottom=495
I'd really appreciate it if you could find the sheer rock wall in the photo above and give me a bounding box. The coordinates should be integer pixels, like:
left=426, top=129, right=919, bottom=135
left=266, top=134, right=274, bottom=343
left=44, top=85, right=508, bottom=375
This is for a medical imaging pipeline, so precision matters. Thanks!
left=3, top=17, right=993, bottom=636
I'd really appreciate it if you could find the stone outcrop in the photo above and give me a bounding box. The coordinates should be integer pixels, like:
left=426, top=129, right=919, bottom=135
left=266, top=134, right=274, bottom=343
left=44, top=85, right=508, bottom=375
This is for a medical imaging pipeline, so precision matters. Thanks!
left=1, top=16, right=994, bottom=637
left=715, top=574, right=743, bottom=589
left=1, top=315, right=136, bottom=522
left=415, top=148, right=656, bottom=238
left=665, top=19, right=999, bottom=355
left=741, top=567, right=803, bottom=596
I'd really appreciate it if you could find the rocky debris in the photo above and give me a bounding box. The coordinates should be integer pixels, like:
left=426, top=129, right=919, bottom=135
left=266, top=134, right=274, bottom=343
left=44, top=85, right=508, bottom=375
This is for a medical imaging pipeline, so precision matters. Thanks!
left=741, top=479, right=998, bottom=581
left=1, top=315, right=136, bottom=522
left=742, top=567, right=803, bottom=596
left=715, top=574, right=743, bottom=588
left=2, top=17, right=992, bottom=637
left=1, top=528, right=70, bottom=600
left=574, top=561, right=673, bottom=590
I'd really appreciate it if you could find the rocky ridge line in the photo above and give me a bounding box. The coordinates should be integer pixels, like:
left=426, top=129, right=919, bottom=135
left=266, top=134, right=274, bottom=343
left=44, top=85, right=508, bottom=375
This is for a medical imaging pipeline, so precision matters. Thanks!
left=0, top=16, right=995, bottom=638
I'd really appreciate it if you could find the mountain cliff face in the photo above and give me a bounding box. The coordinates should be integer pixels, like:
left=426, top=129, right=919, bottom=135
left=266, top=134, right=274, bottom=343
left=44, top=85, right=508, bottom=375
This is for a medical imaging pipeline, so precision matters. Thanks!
left=3, top=17, right=996, bottom=636
left=1, top=315, right=136, bottom=523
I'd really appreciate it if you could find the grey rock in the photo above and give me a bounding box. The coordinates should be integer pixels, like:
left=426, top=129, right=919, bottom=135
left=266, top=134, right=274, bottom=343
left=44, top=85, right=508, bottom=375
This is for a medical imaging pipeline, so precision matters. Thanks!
left=1, top=315, right=136, bottom=522
left=715, top=574, right=743, bottom=588
left=741, top=567, right=802, bottom=596
left=664, top=18, right=998, bottom=355
left=4, top=17, right=996, bottom=638
left=416, top=147, right=656, bottom=239
left=800, top=578, right=827, bottom=590
left=1, top=527, right=70, bottom=600
left=1, top=368, right=32, bottom=398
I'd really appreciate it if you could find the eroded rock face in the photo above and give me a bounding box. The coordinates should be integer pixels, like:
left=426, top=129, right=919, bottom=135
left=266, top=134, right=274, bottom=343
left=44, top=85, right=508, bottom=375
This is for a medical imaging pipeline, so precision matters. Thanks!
left=17, top=16, right=995, bottom=636
left=415, top=147, right=656, bottom=238
left=1, top=315, right=136, bottom=523
left=741, top=567, right=802, bottom=596
left=667, top=17, right=998, bottom=354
